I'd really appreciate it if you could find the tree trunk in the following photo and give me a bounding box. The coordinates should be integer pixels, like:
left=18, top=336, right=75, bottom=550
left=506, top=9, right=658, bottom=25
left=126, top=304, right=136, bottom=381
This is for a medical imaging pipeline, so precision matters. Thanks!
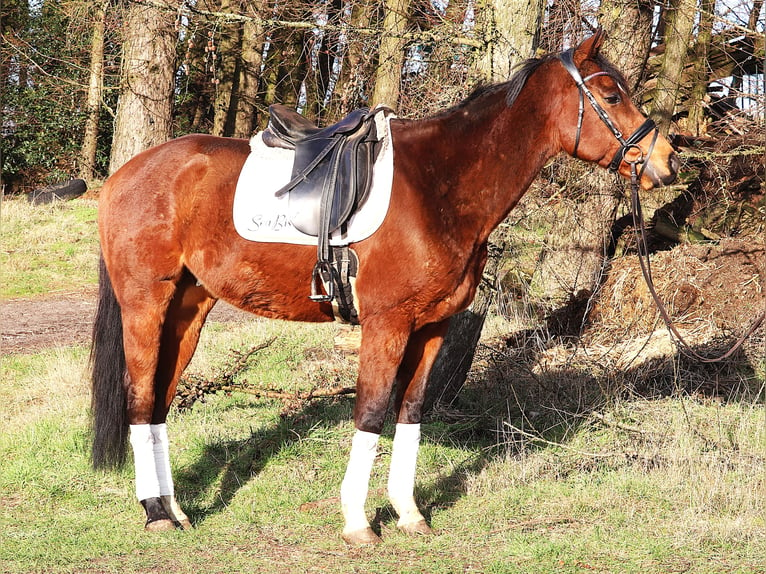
left=211, top=0, right=241, bottom=137
left=686, top=0, right=715, bottom=136
left=78, top=0, right=108, bottom=182
left=597, top=0, right=654, bottom=92
left=651, top=0, right=697, bottom=135
left=233, top=13, right=267, bottom=138
left=474, top=0, right=546, bottom=81
left=371, top=0, right=411, bottom=107
left=329, top=0, right=378, bottom=118
left=109, top=2, right=176, bottom=174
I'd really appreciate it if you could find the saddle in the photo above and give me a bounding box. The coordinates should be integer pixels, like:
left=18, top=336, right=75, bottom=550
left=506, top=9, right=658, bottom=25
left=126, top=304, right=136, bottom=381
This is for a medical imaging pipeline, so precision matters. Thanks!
left=262, top=104, right=387, bottom=304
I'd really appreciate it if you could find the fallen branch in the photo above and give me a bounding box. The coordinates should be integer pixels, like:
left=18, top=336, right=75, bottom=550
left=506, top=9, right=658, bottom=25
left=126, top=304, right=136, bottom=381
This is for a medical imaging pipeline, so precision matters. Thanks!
left=176, top=338, right=275, bottom=411
left=175, top=337, right=356, bottom=411
left=214, top=385, right=356, bottom=401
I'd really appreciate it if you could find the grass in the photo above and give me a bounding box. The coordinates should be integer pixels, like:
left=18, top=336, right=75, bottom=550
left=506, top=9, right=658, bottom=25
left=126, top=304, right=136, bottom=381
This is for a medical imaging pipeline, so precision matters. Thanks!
left=0, top=196, right=99, bottom=299
left=1, top=195, right=765, bottom=572
left=2, top=321, right=764, bottom=573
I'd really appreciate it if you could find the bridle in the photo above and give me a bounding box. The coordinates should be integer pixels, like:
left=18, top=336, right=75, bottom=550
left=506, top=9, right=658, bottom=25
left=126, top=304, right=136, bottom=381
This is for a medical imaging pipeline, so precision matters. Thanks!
left=558, top=48, right=765, bottom=363
left=559, top=48, right=658, bottom=180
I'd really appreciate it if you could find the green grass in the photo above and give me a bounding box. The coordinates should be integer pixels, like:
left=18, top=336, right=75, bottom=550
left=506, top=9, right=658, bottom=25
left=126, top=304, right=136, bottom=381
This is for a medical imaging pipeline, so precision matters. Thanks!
left=0, top=196, right=99, bottom=299
left=1, top=191, right=764, bottom=572
left=2, top=323, right=765, bottom=573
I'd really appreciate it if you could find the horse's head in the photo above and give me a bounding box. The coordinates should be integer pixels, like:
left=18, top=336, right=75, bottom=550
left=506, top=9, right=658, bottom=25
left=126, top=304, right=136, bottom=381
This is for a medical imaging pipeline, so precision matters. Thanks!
left=555, top=30, right=679, bottom=189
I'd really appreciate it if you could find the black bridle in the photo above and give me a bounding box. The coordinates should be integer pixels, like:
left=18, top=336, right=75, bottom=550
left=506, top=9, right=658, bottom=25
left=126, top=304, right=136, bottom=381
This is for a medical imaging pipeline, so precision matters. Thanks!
left=559, top=48, right=765, bottom=363
left=559, top=48, right=658, bottom=179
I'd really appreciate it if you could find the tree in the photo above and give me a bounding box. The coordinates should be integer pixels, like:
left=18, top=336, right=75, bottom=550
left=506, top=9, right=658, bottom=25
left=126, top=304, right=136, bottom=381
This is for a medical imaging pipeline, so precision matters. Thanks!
left=1, top=0, right=94, bottom=187
left=651, top=0, right=698, bottom=134
left=327, top=0, right=379, bottom=117
left=79, top=0, right=110, bottom=182
left=686, top=0, right=716, bottom=136
left=211, top=0, right=241, bottom=137
left=598, top=0, right=654, bottom=92
left=474, top=0, right=547, bottom=81
left=371, top=0, right=412, bottom=107
left=232, top=2, right=269, bottom=137
left=108, top=1, right=177, bottom=174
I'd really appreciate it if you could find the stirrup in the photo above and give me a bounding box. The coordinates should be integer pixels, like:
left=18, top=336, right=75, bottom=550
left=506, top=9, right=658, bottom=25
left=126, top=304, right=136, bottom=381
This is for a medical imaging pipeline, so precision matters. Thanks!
left=309, top=260, right=335, bottom=302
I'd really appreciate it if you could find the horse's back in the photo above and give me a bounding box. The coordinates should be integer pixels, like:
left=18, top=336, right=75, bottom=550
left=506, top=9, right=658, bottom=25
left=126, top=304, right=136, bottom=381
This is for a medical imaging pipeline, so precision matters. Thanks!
left=100, top=134, right=250, bottom=228
left=103, top=134, right=249, bottom=194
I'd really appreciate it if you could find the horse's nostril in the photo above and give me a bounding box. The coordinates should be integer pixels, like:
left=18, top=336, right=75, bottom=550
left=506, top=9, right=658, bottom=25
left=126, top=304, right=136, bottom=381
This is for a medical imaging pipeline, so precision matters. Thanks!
left=670, top=152, right=680, bottom=174
left=660, top=152, right=680, bottom=185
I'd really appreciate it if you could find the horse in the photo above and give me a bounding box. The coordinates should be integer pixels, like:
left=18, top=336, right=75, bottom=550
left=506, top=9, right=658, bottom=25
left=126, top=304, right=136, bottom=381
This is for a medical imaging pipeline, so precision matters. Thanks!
left=90, top=31, right=679, bottom=545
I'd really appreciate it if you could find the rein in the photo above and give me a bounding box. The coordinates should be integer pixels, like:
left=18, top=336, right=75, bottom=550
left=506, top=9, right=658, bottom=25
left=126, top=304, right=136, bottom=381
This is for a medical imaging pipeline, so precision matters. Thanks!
left=629, top=167, right=765, bottom=363
left=559, top=49, right=765, bottom=363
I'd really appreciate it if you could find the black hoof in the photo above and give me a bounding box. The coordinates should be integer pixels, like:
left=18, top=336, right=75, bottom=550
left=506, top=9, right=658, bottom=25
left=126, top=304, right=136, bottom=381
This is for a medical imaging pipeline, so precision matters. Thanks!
left=141, top=497, right=175, bottom=531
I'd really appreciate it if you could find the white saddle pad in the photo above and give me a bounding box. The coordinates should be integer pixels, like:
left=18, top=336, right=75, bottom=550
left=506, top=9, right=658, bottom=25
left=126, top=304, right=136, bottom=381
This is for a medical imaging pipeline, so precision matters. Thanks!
left=233, top=113, right=394, bottom=245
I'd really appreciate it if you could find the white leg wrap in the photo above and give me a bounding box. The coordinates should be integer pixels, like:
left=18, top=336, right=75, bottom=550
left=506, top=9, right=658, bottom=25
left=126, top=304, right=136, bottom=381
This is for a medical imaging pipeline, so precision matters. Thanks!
left=150, top=424, right=174, bottom=497
left=340, top=430, right=380, bottom=533
left=129, top=424, right=160, bottom=501
left=388, top=423, right=424, bottom=526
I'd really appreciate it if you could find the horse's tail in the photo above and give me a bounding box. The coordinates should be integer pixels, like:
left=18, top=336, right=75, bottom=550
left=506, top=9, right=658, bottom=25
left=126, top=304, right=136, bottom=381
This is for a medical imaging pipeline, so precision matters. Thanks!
left=90, top=255, right=129, bottom=470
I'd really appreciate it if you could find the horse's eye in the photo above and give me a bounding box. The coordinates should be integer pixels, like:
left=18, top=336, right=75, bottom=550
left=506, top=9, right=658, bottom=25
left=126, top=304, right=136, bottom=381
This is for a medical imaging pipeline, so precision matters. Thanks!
left=604, top=94, right=622, bottom=105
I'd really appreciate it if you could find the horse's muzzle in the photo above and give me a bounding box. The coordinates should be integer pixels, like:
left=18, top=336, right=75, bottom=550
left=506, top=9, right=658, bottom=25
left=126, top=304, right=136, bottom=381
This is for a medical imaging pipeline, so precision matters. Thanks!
left=644, top=151, right=679, bottom=188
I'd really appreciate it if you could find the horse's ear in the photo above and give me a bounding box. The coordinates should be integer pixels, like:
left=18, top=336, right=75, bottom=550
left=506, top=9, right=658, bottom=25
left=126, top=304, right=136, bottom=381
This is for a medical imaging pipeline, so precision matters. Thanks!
left=573, top=28, right=605, bottom=64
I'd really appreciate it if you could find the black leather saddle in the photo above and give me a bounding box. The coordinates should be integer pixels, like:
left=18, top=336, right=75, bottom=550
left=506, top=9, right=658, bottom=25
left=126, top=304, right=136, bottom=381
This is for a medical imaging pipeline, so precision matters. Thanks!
left=264, top=104, right=381, bottom=236
left=262, top=104, right=386, bottom=302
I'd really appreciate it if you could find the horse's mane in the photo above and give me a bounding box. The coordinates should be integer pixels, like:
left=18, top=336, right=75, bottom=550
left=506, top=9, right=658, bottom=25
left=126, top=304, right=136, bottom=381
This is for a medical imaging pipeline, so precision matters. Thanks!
left=503, top=51, right=631, bottom=107
left=433, top=51, right=630, bottom=118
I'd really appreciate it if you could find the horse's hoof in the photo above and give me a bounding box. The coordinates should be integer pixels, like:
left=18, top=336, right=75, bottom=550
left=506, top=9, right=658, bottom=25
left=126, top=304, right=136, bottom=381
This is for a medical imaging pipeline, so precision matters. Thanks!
left=342, top=527, right=382, bottom=545
left=144, top=518, right=176, bottom=532
left=175, top=518, right=193, bottom=530
left=398, top=519, right=434, bottom=536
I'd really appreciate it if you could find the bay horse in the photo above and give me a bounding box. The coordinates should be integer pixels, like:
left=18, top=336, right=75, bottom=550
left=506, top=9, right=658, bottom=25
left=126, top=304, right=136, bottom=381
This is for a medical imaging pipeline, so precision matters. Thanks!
left=91, top=31, right=678, bottom=545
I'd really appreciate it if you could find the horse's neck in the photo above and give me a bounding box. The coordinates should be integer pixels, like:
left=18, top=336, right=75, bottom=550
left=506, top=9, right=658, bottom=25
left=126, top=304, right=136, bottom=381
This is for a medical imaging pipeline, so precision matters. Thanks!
left=395, top=88, right=557, bottom=240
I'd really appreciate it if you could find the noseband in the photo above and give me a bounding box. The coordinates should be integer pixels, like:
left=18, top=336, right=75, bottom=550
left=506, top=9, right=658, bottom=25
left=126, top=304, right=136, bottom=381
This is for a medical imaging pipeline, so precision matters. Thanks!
left=559, top=49, right=658, bottom=179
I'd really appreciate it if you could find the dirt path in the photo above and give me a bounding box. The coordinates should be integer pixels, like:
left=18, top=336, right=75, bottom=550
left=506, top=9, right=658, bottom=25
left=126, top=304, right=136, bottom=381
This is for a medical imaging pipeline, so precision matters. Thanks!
left=0, top=289, right=251, bottom=355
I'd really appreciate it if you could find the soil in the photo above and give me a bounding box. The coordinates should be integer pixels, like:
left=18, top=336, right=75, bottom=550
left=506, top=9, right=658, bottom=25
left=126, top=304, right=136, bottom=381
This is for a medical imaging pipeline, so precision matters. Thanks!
left=591, top=238, right=766, bottom=338
left=0, top=288, right=252, bottom=355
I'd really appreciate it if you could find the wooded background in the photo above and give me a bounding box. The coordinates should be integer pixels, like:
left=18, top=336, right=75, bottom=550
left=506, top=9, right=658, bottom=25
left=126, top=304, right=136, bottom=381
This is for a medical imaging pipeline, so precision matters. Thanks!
left=1, top=0, right=763, bottom=188
left=2, top=0, right=763, bottom=408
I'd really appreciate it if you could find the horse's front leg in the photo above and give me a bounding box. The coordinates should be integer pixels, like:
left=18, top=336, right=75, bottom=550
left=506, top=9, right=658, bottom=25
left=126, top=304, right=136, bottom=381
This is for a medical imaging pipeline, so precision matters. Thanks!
left=340, top=318, right=411, bottom=545
left=389, top=320, right=449, bottom=536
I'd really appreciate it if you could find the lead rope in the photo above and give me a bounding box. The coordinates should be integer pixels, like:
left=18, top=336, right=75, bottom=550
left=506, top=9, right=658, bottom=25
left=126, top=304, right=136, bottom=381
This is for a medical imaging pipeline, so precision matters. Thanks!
left=628, top=159, right=765, bottom=363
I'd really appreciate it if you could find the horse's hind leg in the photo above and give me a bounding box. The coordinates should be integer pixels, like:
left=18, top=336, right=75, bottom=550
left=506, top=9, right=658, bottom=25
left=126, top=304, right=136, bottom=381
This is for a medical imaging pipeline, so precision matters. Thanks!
left=153, top=272, right=216, bottom=529
left=117, top=276, right=178, bottom=531
left=121, top=271, right=215, bottom=531
left=137, top=272, right=216, bottom=531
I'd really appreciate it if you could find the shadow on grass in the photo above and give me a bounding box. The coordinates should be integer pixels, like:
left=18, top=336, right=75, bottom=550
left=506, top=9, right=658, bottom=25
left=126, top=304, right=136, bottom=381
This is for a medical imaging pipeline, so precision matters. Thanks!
left=174, top=391, right=498, bottom=531
left=175, top=397, right=354, bottom=526
left=171, top=315, right=764, bottom=531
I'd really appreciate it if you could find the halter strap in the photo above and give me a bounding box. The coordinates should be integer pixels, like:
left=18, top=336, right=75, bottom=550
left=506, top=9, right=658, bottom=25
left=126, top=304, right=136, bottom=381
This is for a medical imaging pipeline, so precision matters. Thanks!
left=559, top=49, right=657, bottom=173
